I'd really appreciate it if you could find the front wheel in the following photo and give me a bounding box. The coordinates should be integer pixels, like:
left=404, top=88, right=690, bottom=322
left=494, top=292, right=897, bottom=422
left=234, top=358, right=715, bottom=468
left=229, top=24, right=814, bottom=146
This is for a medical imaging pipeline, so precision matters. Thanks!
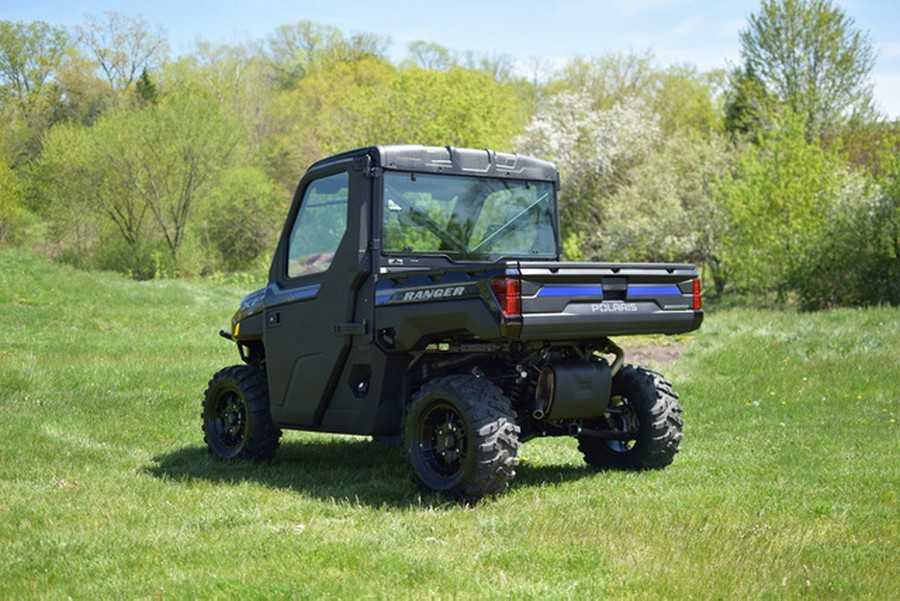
left=405, top=375, right=520, bottom=501
left=202, top=365, right=281, bottom=460
left=578, top=365, right=683, bottom=470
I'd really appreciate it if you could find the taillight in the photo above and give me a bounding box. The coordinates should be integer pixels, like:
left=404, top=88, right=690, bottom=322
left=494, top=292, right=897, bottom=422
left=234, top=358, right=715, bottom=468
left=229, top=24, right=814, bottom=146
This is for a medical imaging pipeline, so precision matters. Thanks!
left=692, top=277, right=702, bottom=311
left=491, top=276, right=522, bottom=318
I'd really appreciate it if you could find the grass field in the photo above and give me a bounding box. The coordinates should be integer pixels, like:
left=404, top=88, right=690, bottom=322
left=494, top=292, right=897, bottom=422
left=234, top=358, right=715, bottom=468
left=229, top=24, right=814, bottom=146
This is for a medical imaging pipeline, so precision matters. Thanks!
left=1, top=249, right=897, bottom=599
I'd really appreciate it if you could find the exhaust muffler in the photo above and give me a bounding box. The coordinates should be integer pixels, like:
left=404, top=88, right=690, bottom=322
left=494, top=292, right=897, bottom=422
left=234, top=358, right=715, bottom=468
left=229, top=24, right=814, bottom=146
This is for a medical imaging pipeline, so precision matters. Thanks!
left=533, top=361, right=612, bottom=421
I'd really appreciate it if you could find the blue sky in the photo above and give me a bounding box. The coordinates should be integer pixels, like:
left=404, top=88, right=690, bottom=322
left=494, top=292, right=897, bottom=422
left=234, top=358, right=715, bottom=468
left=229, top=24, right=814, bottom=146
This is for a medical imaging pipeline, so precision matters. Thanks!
left=5, top=0, right=900, bottom=118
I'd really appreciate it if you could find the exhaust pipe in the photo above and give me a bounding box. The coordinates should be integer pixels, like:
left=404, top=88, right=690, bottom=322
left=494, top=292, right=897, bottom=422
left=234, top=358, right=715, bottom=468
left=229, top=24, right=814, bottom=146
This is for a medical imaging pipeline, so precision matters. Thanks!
left=532, top=380, right=549, bottom=420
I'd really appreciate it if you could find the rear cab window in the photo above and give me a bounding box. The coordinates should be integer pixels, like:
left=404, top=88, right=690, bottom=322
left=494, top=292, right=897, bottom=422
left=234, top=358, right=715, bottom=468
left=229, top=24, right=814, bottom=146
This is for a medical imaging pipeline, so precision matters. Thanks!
left=382, top=171, right=558, bottom=262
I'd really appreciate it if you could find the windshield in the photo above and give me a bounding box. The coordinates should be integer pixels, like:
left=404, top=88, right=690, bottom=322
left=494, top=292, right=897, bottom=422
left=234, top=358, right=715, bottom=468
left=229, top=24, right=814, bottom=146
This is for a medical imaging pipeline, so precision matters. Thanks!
left=382, top=171, right=558, bottom=260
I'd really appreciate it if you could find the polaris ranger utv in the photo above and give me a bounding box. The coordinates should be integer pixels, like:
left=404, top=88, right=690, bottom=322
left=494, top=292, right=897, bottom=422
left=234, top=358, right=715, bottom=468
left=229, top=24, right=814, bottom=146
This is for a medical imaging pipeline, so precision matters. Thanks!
left=203, top=145, right=703, bottom=501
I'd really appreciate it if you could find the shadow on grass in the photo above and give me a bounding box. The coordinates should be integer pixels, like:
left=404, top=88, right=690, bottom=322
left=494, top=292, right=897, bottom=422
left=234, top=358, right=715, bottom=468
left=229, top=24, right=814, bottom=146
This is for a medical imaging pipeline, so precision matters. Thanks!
left=146, top=436, right=600, bottom=508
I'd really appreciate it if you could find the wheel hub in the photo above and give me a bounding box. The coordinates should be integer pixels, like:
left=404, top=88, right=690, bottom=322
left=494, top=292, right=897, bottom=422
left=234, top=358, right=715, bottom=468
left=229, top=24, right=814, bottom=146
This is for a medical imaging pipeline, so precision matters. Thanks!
left=419, top=405, right=467, bottom=475
left=218, top=394, right=246, bottom=447
left=435, top=421, right=460, bottom=464
left=225, top=406, right=241, bottom=434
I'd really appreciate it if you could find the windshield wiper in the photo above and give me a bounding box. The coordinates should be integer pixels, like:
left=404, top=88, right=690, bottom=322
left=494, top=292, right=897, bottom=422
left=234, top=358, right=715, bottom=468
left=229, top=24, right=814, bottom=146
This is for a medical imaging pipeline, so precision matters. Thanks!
left=385, top=183, right=471, bottom=254
left=406, top=207, right=471, bottom=254
left=470, top=192, right=549, bottom=253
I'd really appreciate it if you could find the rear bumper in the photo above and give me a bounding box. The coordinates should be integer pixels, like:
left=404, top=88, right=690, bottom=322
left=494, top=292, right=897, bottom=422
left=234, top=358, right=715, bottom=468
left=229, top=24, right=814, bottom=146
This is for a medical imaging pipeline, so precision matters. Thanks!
left=519, top=304, right=703, bottom=340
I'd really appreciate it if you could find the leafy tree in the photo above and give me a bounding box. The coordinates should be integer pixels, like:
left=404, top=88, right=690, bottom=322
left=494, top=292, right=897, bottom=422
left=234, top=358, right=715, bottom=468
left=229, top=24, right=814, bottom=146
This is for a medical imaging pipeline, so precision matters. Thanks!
left=49, top=52, right=110, bottom=126
left=0, top=21, right=70, bottom=115
left=874, top=132, right=900, bottom=264
left=652, top=66, right=722, bottom=136
left=404, top=41, right=516, bottom=82
left=84, top=117, right=154, bottom=249
left=0, top=153, right=28, bottom=245
left=267, top=20, right=338, bottom=86
left=600, top=134, right=732, bottom=274
left=198, top=167, right=281, bottom=271
left=133, top=67, right=157, bottom=106
left=35, top=90, right=241, bottom=273
left=871, top=131, right=900, bottom=303
left=29, top=121, right=117, bottom=262
left=265, top=55, right=395, bottom=190
left=548, top=52, right=658, bottom=110
left=95, top=91, right=241, bottom=261
left=76, top=12, right=168, bottom=101
left=268, top=60, right=525, bottom=194
left=792, top=129, right=900, bottom=308
left=518, top=86, right=731, bottom=269
left=733, top=0, right=877, bottom=139
left=788, top=170, right=894, bottom=308
left=718, top=111, right=846, bottom=296
left=406, top=41, right=454, bottom=71
left=461, top=51, right=517, bottom=82
left=723, top=64, right=775, bottom=140
left=369, top=67, right=524, bottom=148
left=0, top=20, right=74, bottom=160
left=546, top=52, right=721, bottom=139
left=516, top=91, right=660, bottom=258
left=266, top=20, right=389, bottom=89
left=172, top=40, right=275, bottom=158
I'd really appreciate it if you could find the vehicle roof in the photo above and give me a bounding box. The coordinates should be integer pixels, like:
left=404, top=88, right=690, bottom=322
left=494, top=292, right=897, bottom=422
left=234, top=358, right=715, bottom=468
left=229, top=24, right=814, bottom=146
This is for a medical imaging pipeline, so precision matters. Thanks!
left=307, top=145, right=559, bottom=183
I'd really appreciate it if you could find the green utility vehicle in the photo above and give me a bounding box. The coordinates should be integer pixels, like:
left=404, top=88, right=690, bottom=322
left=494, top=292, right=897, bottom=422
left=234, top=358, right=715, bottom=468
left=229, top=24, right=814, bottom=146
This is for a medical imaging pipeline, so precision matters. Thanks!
left=203, top=145, right=703, bottom=500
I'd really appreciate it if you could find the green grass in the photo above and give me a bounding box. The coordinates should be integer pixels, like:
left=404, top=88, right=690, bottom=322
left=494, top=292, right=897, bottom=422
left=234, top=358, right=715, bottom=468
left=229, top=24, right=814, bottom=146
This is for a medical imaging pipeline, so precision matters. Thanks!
left=1, top=249, right=897, bottom=599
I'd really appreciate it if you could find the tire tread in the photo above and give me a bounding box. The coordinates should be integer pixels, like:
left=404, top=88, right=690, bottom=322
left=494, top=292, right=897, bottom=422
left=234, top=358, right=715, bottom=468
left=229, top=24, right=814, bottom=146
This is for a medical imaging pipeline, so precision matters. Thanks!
left=578, top=364, right=683, bottom=470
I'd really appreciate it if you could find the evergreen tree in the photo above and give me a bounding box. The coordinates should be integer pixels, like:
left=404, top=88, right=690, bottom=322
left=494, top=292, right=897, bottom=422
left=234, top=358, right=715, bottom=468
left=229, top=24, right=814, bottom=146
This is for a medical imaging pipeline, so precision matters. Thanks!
left=134, top=67, right=157, bottom=106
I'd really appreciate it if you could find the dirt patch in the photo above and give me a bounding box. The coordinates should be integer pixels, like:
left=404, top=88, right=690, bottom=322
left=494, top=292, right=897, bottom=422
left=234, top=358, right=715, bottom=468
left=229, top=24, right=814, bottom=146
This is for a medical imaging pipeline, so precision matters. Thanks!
left=619, top=340, right=686, bottom=369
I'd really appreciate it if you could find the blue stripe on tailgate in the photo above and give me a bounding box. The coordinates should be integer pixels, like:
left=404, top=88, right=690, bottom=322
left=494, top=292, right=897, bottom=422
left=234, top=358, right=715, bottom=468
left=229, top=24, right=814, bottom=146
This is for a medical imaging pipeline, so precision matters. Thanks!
left=627, top=284, right=682, bottom=298
left=537, top=285, right=604, bottom=297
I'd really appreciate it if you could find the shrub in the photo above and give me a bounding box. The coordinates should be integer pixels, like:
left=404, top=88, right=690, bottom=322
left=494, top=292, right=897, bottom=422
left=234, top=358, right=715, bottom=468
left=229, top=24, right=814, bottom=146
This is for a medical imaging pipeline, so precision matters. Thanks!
left=197, top=167, right=282, bottom=273
left=790, top=170, right=900, bottom=309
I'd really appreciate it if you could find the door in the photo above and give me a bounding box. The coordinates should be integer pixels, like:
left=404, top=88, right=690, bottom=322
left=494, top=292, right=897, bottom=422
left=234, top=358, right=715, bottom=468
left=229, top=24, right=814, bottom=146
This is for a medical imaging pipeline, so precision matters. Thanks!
left=264, top=166, right=368, bottom=428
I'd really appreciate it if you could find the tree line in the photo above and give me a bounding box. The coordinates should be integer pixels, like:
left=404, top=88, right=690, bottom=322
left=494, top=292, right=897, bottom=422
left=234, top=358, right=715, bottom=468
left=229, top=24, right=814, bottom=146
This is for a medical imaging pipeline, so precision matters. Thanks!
left=1, top=0, right=897, bottom=308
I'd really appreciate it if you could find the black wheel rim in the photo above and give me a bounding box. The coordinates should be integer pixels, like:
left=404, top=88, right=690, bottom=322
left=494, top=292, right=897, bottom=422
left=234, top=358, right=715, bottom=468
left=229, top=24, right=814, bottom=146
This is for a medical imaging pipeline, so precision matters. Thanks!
left=212, top=390, right=247, bottom=451
left=417, top=402, right=468, bottom=480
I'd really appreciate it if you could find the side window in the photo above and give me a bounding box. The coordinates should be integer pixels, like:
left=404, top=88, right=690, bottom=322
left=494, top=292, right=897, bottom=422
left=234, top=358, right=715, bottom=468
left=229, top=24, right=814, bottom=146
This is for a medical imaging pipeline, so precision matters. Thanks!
left=287, top=172, right=348, bottom=278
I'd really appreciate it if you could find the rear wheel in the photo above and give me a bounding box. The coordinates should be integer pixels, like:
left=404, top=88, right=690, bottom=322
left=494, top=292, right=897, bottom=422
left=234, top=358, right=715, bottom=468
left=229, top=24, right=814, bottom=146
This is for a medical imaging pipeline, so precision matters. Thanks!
left=202, top=365, right=281, bottom=460
left=578, top=364, right=683, bottom=470
left=405, top=375, right=520, bottom=501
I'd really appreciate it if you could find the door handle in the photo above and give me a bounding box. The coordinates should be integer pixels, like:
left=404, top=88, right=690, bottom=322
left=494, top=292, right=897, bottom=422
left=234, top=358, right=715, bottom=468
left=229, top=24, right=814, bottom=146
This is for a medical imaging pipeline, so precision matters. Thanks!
left=333, top=321, right=367, bottom=336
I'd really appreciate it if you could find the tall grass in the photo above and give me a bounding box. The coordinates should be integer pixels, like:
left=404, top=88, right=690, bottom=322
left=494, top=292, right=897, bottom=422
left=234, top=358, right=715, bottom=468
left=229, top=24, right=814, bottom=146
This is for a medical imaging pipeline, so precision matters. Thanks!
left=1, top=250, right=896, bottom=598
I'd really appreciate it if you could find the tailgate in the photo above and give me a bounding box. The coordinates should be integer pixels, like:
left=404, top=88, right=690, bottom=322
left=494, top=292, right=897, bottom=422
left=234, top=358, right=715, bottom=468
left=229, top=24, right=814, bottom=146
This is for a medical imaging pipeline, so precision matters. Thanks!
left=516, top=262, right=703, bottom=339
